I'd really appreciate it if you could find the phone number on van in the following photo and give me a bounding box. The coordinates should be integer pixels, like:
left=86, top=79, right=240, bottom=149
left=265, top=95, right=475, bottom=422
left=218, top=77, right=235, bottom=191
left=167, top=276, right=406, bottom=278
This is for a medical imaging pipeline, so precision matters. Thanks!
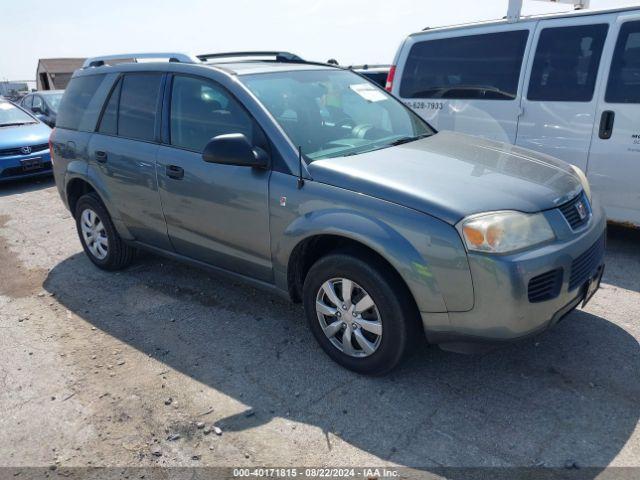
left=404, top=101, right=444, bottom=110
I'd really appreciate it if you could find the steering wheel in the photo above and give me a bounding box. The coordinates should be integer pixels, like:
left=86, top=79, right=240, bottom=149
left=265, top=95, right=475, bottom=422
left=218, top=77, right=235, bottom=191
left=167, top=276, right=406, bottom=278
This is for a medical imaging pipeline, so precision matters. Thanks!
left=333, top=116, right=356, bottom=130
left=351, top=123, right=377, bottom=139
left=320, top=123, right=378, bottom=151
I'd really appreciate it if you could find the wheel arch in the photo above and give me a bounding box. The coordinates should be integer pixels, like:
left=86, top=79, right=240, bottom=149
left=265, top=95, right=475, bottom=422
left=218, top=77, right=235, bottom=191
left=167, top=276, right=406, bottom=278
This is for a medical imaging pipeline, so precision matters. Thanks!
left=65, top=175, right=133, bottom=241
left=66, top=177, right=98, bottom=215
left=282, top=211, right=448, bottom=314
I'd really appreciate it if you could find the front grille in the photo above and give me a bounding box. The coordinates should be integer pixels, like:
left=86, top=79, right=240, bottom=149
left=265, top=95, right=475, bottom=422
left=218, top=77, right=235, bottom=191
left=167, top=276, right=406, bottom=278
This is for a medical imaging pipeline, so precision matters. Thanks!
left=528, top=268, right=563, bottom=303
left=558, top=192, right=591, bottom=230
left=0, top=143, right=49, bottom=157
left=0, top=161, right=52, bottom=178
left=569, top=233, right=606, bottom=291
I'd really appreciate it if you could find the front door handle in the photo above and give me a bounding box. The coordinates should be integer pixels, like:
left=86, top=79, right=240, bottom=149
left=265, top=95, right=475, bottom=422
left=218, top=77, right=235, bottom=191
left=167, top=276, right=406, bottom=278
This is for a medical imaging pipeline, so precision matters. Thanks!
left=166, top=165, right=184, bottom=179
left=95, top=150, right=108, bottom=163
left=599, top=110, right=615, bottom=140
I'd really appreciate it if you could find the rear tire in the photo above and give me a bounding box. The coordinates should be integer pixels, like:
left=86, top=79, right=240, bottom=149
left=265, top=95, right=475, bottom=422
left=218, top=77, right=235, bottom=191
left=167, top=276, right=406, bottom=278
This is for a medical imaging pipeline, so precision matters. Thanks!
left=303, top=252, right=419, bottom=375
left=74, top=192, right=135, bottom=271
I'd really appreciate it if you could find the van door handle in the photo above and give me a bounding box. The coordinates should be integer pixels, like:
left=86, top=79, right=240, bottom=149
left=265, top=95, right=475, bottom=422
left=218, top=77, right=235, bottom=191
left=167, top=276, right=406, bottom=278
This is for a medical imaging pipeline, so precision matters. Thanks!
left=166, top=165, right=184, bottom=179
left=95, top=150, right=108, bottom=163
left=599, top=110, right=615, bottom=140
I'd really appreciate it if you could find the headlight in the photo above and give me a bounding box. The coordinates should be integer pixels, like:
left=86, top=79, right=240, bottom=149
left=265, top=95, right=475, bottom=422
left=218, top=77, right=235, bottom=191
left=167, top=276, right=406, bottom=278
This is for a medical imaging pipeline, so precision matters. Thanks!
left=570, top=164, right=591, bottom=202
left=458, top=211, right=555, bottom=254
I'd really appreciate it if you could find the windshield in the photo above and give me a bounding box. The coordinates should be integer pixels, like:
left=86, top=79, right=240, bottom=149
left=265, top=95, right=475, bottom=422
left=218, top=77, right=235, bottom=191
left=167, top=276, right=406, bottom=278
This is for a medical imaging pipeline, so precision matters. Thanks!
left=45, top=93, right=64, bottom=111
left=0, top=102, right=36, bottom=126
left=242, top=69, right=433, bottom=161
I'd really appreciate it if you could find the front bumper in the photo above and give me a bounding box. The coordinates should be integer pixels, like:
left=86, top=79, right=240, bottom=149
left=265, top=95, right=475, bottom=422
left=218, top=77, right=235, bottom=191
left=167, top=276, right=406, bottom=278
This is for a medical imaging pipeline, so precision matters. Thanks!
left=0, top=150, right=52, bottom=183
left=423, top=196, right=607, bottom=343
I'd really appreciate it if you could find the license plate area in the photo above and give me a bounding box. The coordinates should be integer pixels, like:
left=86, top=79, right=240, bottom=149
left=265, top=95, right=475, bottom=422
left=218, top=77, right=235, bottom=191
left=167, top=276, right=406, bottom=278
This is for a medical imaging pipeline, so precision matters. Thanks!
left=582, top=265, right=604, bottom=308
left=20, top=157, right=42, bottom=171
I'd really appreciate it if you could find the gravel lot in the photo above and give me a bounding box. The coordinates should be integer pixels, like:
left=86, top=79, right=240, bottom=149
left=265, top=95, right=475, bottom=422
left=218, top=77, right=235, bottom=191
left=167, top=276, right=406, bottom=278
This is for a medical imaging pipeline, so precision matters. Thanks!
left=0, top=178, right=639, bottom=477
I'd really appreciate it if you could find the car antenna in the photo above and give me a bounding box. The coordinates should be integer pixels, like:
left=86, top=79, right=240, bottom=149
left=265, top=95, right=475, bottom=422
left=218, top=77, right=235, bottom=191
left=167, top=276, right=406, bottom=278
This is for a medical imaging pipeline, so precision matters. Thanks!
left=297, top=146, right=305, bottom=189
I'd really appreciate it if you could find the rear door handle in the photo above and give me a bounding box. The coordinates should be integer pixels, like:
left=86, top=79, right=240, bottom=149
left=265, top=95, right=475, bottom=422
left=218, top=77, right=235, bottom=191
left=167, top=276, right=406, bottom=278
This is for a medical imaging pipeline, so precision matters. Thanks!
left=599, top=110, right=615, bottom=140
left=95, top=150, right=108, bottom=163
left=166, top=165, right=184, bottom=179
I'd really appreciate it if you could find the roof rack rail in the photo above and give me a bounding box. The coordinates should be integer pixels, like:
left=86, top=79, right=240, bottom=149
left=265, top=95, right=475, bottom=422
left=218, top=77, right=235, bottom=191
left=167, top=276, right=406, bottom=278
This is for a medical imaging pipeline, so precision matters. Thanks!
left=82, top=53, right=198, bottom=68
left=196, top=51, right=304, bottom=63
left=348, top=64, right=392, bottom=70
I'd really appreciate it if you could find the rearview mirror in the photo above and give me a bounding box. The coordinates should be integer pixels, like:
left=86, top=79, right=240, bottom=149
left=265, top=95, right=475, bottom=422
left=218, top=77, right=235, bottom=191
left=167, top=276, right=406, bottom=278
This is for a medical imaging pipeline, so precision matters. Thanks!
left=202, top=133, right=269, bottom=169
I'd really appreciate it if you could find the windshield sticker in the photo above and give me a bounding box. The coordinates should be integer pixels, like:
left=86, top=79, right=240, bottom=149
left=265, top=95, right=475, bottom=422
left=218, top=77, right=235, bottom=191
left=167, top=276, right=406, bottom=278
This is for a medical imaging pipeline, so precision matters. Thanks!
left=350, top=83, right=387, bottom=102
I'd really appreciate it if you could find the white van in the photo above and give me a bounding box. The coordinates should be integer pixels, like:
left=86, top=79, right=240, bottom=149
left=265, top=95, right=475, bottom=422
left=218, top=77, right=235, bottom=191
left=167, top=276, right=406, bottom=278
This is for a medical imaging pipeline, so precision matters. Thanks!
left=388, top=6, right=640, bottom=227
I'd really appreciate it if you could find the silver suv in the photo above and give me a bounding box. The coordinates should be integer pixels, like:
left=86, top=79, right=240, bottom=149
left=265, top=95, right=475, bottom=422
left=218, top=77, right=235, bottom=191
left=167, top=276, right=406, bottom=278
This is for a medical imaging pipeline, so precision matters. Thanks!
left=50, top=52, right=606, bottom=374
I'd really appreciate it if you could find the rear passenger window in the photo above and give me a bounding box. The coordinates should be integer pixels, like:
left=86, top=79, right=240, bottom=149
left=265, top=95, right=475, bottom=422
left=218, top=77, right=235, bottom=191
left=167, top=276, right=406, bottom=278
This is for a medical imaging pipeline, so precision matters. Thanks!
left=528, top=24, right=608, bottom=102
left=98, top=78, right=122, bottom=135
left=170, top=75, right=254, bottom=152
left=117, top=73, right=162, bottom=141
left=606, top=21, right=640, bottom=104
left=399, top=30, right=529, bottom=100
left=56, top=75, right=106, bottom=130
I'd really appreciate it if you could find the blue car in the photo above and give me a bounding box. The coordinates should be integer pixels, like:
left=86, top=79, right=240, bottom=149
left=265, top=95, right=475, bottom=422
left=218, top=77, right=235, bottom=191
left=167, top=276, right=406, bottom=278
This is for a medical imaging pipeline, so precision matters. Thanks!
left=0, top=99, right=52, bottom=183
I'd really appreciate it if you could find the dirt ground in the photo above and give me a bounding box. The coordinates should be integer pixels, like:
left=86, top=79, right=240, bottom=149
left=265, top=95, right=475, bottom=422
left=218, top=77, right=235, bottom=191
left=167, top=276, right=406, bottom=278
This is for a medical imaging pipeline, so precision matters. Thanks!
left=1, top=178, right=639, bottom=478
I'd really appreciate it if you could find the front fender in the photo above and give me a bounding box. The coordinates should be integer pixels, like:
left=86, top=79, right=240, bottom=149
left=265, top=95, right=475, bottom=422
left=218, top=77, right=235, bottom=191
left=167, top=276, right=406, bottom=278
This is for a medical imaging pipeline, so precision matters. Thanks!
left=283, top=208, right=447, bottom=313
left=269, top=172, right=474, bottom=315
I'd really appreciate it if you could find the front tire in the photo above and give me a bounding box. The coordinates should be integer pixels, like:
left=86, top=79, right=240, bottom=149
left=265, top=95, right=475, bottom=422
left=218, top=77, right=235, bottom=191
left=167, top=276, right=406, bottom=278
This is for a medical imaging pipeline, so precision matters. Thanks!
left=74, top=193, right=135, bottom=271
left=303, top=252, right=419, bottom=375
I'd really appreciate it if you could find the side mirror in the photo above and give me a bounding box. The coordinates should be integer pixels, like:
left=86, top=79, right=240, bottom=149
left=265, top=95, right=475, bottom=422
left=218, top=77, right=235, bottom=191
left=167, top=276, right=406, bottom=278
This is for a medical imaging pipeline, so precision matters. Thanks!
left=32, top=106, right=43, bottom=115
left=202, top=133, right=269, bottom=169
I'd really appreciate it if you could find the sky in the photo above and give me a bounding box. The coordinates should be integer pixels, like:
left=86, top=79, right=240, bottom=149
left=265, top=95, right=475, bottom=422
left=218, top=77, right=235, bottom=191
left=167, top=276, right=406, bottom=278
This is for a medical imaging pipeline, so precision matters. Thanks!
left=1, top=0, right=639, bottom=81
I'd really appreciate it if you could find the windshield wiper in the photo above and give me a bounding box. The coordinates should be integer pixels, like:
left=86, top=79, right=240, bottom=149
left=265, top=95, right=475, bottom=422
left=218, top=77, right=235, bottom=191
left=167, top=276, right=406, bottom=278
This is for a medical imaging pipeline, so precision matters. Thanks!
left=411, top=85, right=515, bottom=100
left=334, top=133, right=433, bottom=158
left=0, top=122, right=34, bottom=127
left=388, top=133, right=432, bottom=147
left=342, top=146, right=383, bottom=157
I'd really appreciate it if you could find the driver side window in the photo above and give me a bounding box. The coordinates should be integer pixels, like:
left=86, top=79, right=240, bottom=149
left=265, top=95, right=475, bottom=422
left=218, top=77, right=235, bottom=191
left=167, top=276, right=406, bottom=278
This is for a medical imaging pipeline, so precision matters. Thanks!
left=32, top=96, right=44, bottom=111
left=170, top=75, right=256, bottom=152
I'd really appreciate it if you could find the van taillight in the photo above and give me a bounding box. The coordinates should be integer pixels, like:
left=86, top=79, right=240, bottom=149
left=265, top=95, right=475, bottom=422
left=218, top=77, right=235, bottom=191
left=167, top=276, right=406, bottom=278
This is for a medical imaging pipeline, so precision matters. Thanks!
left=385, top=65, right=396, bottom=92
left=49, top=128, right=55, bottom=164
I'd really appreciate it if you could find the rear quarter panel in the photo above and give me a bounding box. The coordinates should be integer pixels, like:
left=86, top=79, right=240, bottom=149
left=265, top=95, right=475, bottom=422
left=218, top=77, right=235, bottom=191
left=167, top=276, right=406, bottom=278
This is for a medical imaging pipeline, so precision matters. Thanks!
left=51, top=128, right=90, bottom=208
left=51, top=127, right=136, bottom=241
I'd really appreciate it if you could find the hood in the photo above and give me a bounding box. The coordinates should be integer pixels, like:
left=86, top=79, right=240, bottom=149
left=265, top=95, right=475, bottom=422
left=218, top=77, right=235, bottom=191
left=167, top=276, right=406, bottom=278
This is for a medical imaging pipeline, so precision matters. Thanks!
left=0, top=122, right=52, bottom=149
left=308, top=131, right=582, bottom=225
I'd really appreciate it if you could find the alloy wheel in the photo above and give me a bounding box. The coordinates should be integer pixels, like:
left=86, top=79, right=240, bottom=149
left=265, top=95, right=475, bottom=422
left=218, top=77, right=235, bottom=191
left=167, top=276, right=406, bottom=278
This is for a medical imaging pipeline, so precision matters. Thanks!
left=80, top=208, right=109, bottom=260
left=315, top=278, right=382, bottom=358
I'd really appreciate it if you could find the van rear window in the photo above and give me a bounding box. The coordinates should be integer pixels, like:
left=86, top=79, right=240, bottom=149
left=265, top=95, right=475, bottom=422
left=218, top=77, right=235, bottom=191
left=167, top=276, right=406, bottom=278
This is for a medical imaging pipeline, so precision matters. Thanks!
left=56, top=75, right=106, bottom=131
left=606, top=20, right=640, bottom=104
left=399, top=30, right=528, bottom=100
